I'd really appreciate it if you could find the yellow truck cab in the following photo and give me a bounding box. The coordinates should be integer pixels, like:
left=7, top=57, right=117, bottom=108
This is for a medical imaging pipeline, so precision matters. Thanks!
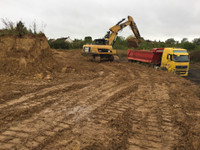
left=161, top=48, right=189, bottom=76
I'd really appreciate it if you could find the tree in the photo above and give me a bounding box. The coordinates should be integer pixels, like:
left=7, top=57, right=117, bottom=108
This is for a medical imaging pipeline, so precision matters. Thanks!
left=181, top=38, right=188, bottom=43
left=16, top=21, right=28, bottom=37
left=84, top=36, right=92, bottom=43
left=182, top=42, right=196, bottom=50
left=165, top=38, right=176, bottom=45
left=193, top=38, right=200, bottom=46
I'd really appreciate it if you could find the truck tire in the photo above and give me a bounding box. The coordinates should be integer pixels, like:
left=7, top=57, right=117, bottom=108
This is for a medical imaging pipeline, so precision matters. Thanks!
left=128, top=59, right=133, bottom=62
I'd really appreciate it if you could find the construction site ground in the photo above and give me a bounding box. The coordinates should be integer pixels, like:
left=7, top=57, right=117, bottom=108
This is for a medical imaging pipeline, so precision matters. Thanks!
left=0, top=49, right=200, bottom=150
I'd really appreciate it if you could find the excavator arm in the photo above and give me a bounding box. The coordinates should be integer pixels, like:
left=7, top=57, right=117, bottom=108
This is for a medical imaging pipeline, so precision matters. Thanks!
left=105, top=16, right=141, bottom=46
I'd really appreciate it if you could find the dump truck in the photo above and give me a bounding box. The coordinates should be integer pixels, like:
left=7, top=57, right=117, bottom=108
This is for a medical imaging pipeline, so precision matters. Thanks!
left=82, top=16, right=141, bottom=62
left=127, top=48, right=190, bottom=76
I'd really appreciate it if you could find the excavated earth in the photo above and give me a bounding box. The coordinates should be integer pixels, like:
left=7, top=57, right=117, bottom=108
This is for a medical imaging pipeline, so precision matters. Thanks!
left=0, top=46, right=200, bottom=149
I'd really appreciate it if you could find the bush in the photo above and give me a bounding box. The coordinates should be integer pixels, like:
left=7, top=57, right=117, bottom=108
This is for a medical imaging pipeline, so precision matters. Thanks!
left=48, top=38, right=86, bottom=50
left=190, top=50, right=200, bottom=62
left=137, top=40, right=154, bottom=50
left=193, top=38, right=200, bottom=46
left=181, top=42, right=196, bottom=51
left=49, top=39, right=71, bottom=49
left=113, top=36, right=128, bottom=50
left=71, top=40, right=84, bottom=49
left=0, top=19, right=44, bottom=37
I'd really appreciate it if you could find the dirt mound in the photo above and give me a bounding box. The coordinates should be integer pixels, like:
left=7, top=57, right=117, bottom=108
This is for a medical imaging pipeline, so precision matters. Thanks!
left=0, top=35, right=59, bottom=78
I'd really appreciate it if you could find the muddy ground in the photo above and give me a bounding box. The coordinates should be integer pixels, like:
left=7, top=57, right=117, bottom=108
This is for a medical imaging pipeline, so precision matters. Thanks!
left=187, top=63, right=200, bottom=85
left=0, top=50, right=200, bottom=150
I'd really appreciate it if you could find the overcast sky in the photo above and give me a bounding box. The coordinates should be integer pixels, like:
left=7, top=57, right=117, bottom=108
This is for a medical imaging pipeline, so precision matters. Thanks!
left=0, top=0, right=200, bottom=41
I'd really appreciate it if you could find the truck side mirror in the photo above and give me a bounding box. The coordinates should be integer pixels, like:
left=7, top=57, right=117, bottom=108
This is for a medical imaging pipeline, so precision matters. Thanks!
left=170, top=55, right=172, bottom=61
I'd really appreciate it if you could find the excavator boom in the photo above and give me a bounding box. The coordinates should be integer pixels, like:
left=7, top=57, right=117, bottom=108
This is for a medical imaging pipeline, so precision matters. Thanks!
left=106, top=16, right=141, bottom=46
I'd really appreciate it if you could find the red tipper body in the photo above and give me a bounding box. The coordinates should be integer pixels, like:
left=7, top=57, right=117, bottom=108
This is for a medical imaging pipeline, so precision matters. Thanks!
left=127, top=48, right=164, bottom=65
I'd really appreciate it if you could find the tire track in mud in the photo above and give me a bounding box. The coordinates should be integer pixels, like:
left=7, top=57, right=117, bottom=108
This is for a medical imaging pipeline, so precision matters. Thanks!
left=0, top=79, right=94, bottom=110
left=0, top=74, right=129, bottom=149
left=0, top=83, right=89, bottom=133
left=42, top=83, right=139, bottom=150
left=0, top=77, right=99, bottom=124
left=167, top=85, right=200, bottom=149
left=42, top=62, right=142, bottom=149
left=0, top=74, right=112, bottom=125
left=127, top=83, right=181, bottom=150
left=37, top=82, right=132, bottom=149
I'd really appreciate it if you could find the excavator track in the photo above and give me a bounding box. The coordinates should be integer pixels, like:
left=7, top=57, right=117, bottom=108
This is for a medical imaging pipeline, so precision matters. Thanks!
left=93, top=55, right=101, bottom=62
left=93, top=55, right=119, bottom=62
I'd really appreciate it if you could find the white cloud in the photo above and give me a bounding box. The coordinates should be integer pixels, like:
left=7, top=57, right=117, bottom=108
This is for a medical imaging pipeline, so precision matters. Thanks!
left=0, top=0, right=199, bottom=41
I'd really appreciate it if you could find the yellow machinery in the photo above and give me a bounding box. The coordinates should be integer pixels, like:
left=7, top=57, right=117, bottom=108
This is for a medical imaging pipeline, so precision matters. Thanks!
left=82, top=16, right=141, bottom=62
left=161, top=48, right=190, bottom=76
left=127, top=48, right=190, bottom=76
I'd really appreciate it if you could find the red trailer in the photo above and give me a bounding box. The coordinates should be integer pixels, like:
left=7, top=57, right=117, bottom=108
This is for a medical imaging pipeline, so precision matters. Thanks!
left=127, top=48, right=164, bottom=65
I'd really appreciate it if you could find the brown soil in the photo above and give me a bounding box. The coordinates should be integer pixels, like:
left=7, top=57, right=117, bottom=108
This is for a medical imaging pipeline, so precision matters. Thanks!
left=0, top=35, right=60, bottom=78
left=0, top=47, right=200, bottom=149
left=187, top=63, right=200, bottom=85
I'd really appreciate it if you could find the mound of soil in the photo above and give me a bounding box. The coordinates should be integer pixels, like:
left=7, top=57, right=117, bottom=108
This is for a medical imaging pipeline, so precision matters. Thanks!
left=0, top=35, right=59, bottom=78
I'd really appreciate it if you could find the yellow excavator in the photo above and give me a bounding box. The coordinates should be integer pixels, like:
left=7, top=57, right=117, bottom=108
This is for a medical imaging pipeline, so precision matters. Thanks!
left=82, top=16, right=141, bottom=62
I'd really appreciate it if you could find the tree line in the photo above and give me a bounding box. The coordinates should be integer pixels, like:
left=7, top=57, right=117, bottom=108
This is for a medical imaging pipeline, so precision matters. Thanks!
left=48, top=36, right=200, bottom=50
left=48, top=36, right=200, bottom=62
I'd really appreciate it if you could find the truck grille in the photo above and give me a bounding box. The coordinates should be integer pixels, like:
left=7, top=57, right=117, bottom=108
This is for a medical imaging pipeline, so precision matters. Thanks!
left=176, top=66, right=187, bottom=69
left=175, top=71, right=187, bottom=75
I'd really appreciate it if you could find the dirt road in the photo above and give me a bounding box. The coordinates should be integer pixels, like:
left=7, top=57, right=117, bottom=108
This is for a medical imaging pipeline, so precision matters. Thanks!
left=0, top=50, right=200, bottom=150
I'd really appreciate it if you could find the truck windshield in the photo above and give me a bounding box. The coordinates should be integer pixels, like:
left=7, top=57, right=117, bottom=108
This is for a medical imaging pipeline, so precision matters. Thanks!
left=173, top=55, right=189, bottom=62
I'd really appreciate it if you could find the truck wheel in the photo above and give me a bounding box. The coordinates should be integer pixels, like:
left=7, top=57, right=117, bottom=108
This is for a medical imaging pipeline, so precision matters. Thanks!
left=161, top=67, right=167, bottom=71
left=128, top=60, right=133, bottom=62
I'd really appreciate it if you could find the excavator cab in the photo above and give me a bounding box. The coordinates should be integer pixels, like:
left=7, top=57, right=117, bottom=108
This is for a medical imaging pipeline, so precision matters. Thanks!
left=94, top=39, right=106, bottom=45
